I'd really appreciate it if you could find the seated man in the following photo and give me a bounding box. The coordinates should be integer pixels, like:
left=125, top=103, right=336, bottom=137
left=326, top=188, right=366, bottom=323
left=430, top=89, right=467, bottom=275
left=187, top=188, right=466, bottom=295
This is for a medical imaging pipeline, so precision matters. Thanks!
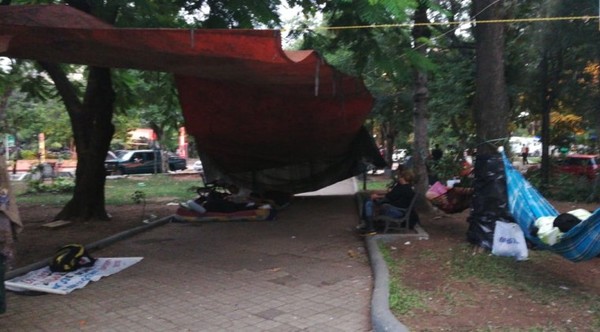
left=359, top=169, right=419, bottom=234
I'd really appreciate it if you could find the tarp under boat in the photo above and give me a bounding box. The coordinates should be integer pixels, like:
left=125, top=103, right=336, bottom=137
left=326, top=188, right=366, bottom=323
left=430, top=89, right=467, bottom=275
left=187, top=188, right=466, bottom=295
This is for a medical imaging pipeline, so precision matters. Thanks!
left=0, top=5, right=384, bottom=194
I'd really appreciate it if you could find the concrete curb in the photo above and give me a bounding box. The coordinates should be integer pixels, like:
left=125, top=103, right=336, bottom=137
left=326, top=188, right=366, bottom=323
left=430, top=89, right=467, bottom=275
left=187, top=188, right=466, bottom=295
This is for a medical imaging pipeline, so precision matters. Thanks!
left=6, top=215, right=173, bottom=280
left=366, top=235, right=410, bottom=332
left=356, top=191, right=429, bottom=332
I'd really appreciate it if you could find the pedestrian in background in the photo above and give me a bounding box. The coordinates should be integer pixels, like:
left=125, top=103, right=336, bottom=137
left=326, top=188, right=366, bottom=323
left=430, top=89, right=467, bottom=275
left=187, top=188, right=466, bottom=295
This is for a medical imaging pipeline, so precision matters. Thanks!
left=431, top=144, right=443, bottom=162
left=521, top=144, right=529, bottom=165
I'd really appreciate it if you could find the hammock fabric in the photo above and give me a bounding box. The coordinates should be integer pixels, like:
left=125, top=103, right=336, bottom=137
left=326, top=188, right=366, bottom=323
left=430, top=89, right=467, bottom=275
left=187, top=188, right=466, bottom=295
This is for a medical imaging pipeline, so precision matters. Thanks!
left=502, top=152, right=600, bottom=262
left=428, top=186, right=474, bottom=214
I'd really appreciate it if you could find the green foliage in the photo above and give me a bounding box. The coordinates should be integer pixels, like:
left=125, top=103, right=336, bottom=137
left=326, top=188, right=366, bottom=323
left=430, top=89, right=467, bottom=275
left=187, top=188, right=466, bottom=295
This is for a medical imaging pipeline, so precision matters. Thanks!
left=364, top=175, right=394, bottom=191
left=182, top=0, right=282, bottom=28
left=447, top=244, right=600, bottom=307
left=1, top=87, right=70, bottom=151
left=25, top=177, right=75, bottom=194
left=19, top=150, right=37, bottom=160
left=506, top=1, right=600, bottom=153
left=428, top=51, right=476, bottom=147
left=379, top=243, right=425, bottom=315
left=130, top=190, right=147, bottom=205
left=14, top=174, right=201, bottom=206
left=131, top=189, right=147, bottom=221
left=386, top=235, right=600, bottom=329
left=429, top=156, right=461, bottom=183
left=527, top=171, right=599, bottom=203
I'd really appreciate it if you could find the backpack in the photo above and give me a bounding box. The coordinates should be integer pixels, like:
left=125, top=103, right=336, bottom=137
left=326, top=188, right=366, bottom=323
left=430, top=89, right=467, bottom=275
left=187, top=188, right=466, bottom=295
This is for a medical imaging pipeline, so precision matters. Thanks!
left=49, top=244, right=96, bottom=273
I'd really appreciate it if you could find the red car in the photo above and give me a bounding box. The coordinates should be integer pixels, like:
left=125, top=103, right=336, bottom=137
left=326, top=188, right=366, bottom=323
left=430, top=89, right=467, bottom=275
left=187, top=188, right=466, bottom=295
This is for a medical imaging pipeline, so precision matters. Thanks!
left=557, top=154, right=600, bottom=179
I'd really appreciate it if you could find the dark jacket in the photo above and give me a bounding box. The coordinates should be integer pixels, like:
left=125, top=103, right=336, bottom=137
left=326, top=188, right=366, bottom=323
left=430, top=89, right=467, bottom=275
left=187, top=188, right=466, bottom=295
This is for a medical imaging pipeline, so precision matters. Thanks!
left=379, top=183, right=419, bottom=227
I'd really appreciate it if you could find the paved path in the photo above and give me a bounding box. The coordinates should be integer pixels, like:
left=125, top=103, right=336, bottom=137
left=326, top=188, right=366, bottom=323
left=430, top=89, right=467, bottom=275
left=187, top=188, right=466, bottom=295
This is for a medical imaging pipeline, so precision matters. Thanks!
left=1, top=179, right=374, bottom=331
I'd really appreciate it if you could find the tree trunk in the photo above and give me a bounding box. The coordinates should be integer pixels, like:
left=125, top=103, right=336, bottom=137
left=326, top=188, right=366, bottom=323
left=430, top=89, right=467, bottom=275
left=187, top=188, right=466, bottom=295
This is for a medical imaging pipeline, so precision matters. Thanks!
left=41, top=64, right=115, bottom=221
left=0, top=86, right=22, bottom=233
left=473, top=0, right=509, bottom=155
left=381, top=122, right=396, bottom=167
left=539, top=37, right=563, bottom=188
left=467, top=0, right=510, bottom=249
left=411, top=1, right=431, bottom=195
left=540, top=52, right=551, bottom=188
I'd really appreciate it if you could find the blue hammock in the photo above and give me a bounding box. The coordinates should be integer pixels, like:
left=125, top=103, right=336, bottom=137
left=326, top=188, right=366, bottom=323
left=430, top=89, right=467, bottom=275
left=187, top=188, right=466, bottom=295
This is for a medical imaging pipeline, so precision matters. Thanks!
left=502, top=152, right=600, bottom=262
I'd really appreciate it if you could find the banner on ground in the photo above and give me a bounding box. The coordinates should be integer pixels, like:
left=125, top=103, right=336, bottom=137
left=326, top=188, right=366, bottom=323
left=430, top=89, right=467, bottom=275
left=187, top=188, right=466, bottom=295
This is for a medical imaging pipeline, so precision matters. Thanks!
left=5, top=257, right=143, bottom=295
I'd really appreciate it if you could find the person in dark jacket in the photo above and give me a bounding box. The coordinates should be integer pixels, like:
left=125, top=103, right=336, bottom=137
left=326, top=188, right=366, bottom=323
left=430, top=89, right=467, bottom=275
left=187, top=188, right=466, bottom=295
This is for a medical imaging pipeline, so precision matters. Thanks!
left=431, top=144, right=443, bottom=162
left=359, top=169, right=419, bottom=234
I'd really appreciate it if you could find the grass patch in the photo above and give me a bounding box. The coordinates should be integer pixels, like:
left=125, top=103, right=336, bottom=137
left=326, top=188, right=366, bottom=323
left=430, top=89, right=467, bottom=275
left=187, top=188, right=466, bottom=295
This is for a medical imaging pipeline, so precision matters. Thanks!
left=362, top=176, right=394, bottom=191
left=449, top=244, right=600, bottom=313
left=385, top=241, right=600, bottom=329
left=12, top=174, right=202, bottom=206
left=449, top=244, right=559, bottom=303
left=379, top=242, right=426, bottom=315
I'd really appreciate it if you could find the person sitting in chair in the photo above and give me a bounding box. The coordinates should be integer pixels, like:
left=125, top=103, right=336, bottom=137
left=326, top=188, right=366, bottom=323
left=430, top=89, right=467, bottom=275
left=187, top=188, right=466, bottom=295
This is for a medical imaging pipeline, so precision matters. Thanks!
left=359, top=169, right=419, bottom=234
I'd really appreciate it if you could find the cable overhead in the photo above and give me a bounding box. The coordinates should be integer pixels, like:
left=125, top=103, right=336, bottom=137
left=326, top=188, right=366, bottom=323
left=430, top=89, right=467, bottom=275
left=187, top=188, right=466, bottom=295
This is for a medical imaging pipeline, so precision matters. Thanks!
left=281, top=15, right=600, bottom=33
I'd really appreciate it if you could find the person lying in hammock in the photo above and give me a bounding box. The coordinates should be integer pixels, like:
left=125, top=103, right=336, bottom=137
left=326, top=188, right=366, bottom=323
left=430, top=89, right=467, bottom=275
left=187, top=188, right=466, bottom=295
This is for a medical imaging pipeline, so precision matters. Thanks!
left=532, top=209, right=592, bottom=245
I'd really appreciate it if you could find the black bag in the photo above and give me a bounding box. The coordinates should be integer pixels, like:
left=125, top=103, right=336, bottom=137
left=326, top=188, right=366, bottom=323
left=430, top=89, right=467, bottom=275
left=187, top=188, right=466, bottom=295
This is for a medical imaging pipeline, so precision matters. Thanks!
left=49, top=244, right=96, bottom=273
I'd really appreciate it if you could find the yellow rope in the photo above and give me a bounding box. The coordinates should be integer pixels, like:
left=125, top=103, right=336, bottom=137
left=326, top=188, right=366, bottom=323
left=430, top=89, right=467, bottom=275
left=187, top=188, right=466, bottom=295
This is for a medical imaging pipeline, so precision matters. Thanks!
left=281, top=15, right=599, bottom=32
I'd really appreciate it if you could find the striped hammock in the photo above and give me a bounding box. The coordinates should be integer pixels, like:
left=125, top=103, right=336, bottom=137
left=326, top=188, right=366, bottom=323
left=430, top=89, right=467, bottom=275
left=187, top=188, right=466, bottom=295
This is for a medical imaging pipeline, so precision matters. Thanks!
left=502, top=152, right=600, bottom=262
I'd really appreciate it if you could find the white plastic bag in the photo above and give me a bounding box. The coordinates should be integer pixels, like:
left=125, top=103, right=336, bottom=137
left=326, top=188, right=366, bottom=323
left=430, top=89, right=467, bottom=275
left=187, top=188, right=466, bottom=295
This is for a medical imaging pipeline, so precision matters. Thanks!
left=492, top=220, right=528, bottom=261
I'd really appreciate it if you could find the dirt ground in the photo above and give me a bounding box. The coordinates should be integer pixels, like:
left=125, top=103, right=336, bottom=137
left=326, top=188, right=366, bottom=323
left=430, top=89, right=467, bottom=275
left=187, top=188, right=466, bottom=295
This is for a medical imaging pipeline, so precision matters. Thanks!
left=12, top=201, right=179, bottom=269
left=8, top=184, right=600, bottom=331
left=388, top=200, right=600, bottom=331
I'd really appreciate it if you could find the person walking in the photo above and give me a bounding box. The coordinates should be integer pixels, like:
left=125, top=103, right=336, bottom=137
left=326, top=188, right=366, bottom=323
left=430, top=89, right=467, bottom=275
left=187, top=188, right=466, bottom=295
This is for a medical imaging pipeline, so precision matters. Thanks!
left=521, top=144, right=529, bottom=165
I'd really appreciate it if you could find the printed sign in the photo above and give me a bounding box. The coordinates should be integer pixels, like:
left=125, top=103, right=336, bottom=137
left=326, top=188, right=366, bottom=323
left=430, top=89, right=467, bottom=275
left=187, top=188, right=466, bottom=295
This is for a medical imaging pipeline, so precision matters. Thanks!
left=5, top=257, right=143, bottom=295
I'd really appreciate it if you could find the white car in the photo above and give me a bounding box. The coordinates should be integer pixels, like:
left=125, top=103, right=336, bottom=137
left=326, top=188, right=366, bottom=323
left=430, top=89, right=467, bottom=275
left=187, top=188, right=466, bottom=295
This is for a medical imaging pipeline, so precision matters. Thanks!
left=192, top=160, right=203, bottom=172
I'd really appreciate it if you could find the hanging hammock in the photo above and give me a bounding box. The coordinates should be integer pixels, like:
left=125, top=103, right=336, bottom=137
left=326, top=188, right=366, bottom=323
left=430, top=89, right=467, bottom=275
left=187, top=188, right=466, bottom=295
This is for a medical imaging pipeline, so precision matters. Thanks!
left=502, top=151, right=600, bottom=262
left=427, top=183, right=474, bottom=214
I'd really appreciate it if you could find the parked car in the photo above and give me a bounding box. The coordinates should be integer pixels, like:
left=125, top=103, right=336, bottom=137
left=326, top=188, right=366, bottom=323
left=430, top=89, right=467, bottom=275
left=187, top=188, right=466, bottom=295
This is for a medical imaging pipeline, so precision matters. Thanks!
left=105, top=150, right=187, bottom=175
left=556, top=154, right=599, bottom=179
left=166, top=153, right=188, bottom=171
left=106, top=151, right=118, bottom=160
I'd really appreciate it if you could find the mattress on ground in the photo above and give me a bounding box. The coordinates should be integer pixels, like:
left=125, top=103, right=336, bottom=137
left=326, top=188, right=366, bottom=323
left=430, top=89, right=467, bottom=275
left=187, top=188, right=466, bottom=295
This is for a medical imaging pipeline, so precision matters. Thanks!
left=174, top=206, right=275, bottom=222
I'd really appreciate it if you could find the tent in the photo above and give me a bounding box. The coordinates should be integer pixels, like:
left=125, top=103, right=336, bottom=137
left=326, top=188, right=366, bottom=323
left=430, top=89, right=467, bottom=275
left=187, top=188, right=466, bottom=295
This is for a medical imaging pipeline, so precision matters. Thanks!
left=0, top=5, right=384, bottom=194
